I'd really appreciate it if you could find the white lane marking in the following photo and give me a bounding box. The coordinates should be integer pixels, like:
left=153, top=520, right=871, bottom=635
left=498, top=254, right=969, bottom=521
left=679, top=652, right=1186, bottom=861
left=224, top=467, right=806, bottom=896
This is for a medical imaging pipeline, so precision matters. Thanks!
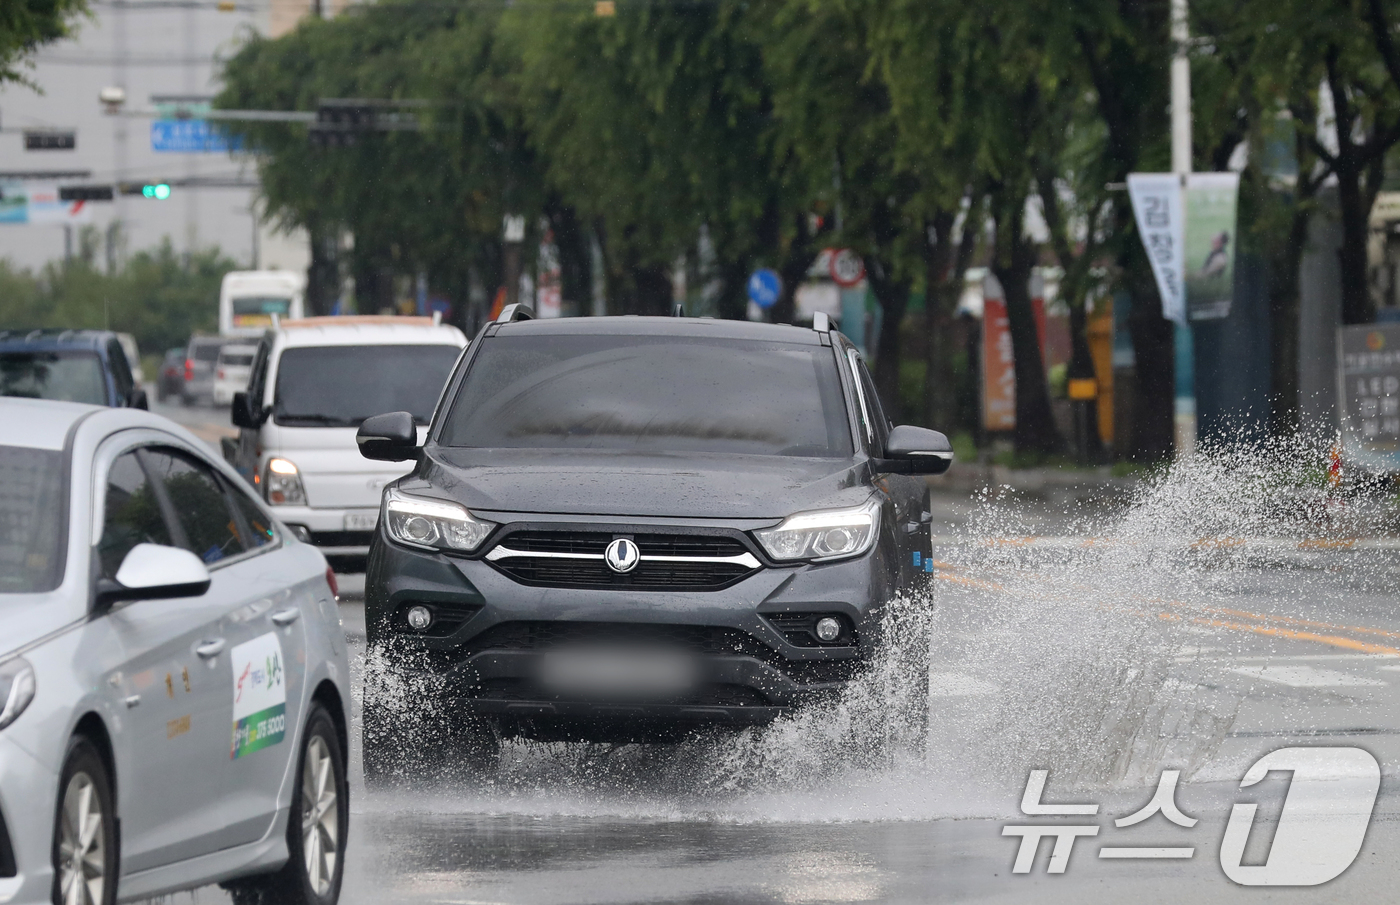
left=1229, top=665, right=1388, bottom=688
left=1234, top=654, right=1400, bottom=662
left=928, top=672, right=999, bottom=697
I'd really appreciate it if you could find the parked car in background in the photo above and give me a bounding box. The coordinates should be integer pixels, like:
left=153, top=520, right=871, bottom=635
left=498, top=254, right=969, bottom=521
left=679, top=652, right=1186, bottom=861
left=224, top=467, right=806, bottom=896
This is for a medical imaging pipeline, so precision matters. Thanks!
left=116, top=333, right=145, bottom=385
left=182, top=335, right=230, bottom=406
left=0, top=397, right=350, bottom=905
left=157, top=346, right=186, bottom=402
left=228, top=315, right=466, bottom=567
left=213, top=343, right=258, bottom=405
left=0, top=328, right=147, bottom=409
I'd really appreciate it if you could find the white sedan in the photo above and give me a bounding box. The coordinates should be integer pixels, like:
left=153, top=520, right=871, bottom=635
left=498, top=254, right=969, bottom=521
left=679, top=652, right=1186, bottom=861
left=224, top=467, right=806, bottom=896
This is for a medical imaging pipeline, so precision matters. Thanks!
left=0, top=398, right=350, bottom=905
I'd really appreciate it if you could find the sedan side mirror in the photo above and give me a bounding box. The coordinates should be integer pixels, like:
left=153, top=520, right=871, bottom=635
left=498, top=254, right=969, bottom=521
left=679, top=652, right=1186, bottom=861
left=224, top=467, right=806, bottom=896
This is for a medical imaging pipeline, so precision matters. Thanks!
left=96, top=543, right=211, bottom=608
left=357, top=411, right=420, bottom=462
left=230, top=391, right=263, bottom=429
left=878, top=425, right=954, bottom=475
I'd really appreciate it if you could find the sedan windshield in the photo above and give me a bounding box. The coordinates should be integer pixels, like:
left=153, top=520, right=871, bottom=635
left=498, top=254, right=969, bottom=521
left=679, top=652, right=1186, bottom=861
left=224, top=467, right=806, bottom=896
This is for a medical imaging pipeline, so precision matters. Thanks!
left=438, top=335, right=853, bottom=457
left=0, top=445, right=66, bottom=593
left=0, top=351, right=106, bottom=405
left=273, top=344, right=461, bottom=427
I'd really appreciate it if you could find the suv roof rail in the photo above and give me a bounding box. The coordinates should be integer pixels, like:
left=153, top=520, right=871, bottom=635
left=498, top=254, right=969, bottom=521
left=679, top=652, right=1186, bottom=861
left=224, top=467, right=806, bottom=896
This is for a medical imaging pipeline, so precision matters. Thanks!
left=673, top=303, right=684, bottom=317
left=497, top=303, right=534, bottom=324
left=812, top=312, right=831, bottom=333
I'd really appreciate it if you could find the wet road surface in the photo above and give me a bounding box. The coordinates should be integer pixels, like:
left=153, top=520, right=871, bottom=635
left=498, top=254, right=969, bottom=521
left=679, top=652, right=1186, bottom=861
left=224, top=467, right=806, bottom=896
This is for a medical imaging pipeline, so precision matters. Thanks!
left=139, top=406, right=1400, bottom=903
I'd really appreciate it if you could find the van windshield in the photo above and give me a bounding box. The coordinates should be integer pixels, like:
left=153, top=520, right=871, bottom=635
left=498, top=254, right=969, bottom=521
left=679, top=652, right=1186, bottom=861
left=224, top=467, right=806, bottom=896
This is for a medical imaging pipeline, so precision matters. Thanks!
left=438, top=335, right=854, bottom=457
left=0, top=445, right=66, bottom=593
left=0, top=351, right=106, bottom=405
left=273, top=344, right=461, bottom=427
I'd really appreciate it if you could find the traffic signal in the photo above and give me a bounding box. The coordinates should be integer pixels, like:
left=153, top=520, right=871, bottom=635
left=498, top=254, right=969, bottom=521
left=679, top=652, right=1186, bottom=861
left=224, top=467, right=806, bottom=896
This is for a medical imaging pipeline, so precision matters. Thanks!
left=118, top=181, right=172, bottom=199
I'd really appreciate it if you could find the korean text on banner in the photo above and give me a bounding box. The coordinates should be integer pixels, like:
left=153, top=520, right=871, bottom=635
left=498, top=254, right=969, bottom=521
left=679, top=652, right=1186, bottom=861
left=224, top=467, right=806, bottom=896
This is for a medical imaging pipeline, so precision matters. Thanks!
left=1337, top=323, right=1400, bottom=473
left=1184, top=172, right=1239, bottom=321
left=1127, top=174, right=1185, bottom=326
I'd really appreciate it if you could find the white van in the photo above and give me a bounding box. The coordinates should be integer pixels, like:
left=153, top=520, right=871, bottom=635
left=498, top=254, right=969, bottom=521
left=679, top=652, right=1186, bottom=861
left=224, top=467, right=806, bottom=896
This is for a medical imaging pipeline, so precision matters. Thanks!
left=229, top=315, right=467, bottom=560
left=219, top=270, right=306, bottom=338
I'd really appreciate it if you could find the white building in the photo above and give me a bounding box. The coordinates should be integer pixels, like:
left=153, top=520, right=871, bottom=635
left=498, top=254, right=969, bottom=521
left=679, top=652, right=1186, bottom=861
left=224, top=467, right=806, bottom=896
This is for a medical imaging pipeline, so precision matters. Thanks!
left=0, top=0, right=335, bottom=272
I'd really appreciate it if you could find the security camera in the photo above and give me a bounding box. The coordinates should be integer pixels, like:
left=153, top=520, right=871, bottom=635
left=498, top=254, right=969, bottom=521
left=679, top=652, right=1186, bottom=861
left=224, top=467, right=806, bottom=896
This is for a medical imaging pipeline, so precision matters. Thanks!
left=99, top=86, right=127, bottom=113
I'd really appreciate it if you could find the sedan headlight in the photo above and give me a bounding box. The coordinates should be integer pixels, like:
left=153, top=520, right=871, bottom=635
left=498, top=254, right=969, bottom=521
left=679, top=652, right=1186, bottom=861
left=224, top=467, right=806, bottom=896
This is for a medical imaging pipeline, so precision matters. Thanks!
left=754, top=498, right=882, bottom=562
left=383, top=489, right=495, bottom=552
left=264, top=457, right=306, bottom=506
left=0, top=658, right=35, bottom=731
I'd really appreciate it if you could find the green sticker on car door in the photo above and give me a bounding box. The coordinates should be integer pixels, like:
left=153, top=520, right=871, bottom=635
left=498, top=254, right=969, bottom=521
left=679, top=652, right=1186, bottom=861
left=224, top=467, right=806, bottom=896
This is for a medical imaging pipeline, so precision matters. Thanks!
left=230, top=632, right=287, bottom=759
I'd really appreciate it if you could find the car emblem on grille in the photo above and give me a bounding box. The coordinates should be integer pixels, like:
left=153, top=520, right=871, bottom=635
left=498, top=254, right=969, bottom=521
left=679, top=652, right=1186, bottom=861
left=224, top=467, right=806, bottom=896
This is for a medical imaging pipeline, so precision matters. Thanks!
left=604, top=538, right=640, bottom=573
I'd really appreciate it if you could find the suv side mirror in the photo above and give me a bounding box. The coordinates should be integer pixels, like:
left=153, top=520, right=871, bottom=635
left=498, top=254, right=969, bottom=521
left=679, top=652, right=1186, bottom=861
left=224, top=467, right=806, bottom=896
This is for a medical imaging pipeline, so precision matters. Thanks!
left=878, top=425, right=954, bottom=475
left=231, top=391, right=262, bottom=429
left=357, top=411, right=420, bottom=462
left=96, top=543, right=211, bottom=608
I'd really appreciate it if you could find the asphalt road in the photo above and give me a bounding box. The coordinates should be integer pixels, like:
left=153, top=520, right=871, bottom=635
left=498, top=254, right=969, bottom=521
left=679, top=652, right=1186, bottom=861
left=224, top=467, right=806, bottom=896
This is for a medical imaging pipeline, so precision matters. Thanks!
left=141, top=403, right=1400, bottom=904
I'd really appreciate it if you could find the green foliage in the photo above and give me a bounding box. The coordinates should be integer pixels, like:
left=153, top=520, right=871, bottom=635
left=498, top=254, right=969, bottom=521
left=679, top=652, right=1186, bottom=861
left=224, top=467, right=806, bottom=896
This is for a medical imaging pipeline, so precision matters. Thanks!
left=0, top=0, right=88, bottom=86
left=0, top=234, right=236, bottom=355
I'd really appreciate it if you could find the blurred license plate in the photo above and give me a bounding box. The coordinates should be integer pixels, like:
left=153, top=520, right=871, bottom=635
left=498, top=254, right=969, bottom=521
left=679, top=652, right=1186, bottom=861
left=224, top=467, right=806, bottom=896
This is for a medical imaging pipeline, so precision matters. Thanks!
left=539, top=648, right=698, bottom=697
left=343, top=512, right=378, bottom=531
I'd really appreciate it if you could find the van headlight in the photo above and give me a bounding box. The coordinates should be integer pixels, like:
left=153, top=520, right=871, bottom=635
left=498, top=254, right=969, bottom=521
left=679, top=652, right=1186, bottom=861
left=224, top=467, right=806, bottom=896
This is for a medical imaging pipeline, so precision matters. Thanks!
left=384, top=489, right=494, bottom=552
left=264, top=457, right=306, bottom=506
left=754, top=498, right=881, bottom=562
left=0, top=658, right=35, bottom=731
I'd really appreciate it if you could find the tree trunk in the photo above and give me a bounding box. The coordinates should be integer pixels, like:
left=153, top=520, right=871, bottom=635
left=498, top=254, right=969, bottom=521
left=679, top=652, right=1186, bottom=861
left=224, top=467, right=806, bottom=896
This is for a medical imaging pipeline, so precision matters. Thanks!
left=992, top=201, right=1060, bottom=455
left=1269, top=204, right=1309, bottom=433
left=866, top=255, right=910, bottom=421
left=1124, top=251, right=1176, bottom=462
left=922, top=211, right=956, bottom=430
left=1335, top=156, right=1376, bottom=325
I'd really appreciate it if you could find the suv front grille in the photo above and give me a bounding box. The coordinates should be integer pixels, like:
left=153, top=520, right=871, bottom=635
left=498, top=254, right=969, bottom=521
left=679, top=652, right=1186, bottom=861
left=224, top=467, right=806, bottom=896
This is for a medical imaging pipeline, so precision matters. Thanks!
left=486, top=529, right=761, bottom=591
left=473, top=678, right=771, bottom=707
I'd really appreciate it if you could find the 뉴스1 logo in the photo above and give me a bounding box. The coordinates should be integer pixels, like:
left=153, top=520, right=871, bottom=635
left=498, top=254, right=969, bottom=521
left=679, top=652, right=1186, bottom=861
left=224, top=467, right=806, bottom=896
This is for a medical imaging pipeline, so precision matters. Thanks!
left=1002, top=746, right=1380, bottom=885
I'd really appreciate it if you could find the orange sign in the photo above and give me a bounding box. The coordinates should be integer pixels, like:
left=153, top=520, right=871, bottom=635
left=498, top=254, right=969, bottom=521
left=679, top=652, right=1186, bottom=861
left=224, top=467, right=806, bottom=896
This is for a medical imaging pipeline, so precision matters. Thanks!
left=983, top=291, right=1016, bottom=432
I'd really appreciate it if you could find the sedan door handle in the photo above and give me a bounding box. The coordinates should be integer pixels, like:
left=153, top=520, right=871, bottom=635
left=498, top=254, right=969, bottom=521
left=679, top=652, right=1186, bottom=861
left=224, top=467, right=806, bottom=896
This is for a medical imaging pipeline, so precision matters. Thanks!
left=271, top=608, right=301, bottom=627
left=195, top=639, right=226, bottom=659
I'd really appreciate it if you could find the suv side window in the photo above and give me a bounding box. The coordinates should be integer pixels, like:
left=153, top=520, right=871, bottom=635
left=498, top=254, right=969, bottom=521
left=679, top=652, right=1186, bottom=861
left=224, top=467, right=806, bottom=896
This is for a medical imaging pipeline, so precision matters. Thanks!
left=142, top=449, right=248, bottom=565
left=856, top=359, right=891, bottom=453
left=107, top=340, right=134, bottom=401
left=98, top=451, right=173, bottom=579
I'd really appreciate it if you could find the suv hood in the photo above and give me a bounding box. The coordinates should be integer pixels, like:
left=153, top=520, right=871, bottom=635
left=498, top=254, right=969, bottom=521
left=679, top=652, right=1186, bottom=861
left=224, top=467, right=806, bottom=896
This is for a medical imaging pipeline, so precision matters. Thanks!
left=415, top=448, right=872, bottom=520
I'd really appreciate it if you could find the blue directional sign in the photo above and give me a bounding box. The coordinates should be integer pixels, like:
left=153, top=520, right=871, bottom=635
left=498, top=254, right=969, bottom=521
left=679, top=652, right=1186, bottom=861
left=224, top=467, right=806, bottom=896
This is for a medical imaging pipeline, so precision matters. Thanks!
left=151, top=120, right=242, bottom=153
left=747, top=267, right=782, bottom=309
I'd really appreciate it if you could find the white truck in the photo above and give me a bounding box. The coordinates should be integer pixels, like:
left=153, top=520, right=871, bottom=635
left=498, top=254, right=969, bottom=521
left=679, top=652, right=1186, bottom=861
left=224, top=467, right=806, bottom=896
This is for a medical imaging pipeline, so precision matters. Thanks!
left=219, top=270, right=306, bottom=338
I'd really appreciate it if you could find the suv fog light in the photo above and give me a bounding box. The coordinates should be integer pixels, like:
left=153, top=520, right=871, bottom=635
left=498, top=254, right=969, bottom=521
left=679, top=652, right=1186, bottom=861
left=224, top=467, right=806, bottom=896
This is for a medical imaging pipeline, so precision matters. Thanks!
left=406, top=605, right=433, bottom=631
left=815, top=617, right=842, bottom=643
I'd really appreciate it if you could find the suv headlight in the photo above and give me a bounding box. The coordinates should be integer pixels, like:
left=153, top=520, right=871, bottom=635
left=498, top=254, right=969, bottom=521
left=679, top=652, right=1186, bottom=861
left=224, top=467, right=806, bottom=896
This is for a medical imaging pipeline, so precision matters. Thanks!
left=754, top=498, right=882, bottom=562
left=264, top=457, right=306, bottom=506
left=0, top=658, right=35, bottom=731
left=383, top=489, right=495, bottom=552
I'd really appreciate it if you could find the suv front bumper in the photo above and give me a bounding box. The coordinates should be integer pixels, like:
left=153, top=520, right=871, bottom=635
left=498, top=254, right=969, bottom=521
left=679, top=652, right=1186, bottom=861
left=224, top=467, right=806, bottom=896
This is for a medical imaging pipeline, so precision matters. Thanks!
left=365, top=521, right=901, bottom=738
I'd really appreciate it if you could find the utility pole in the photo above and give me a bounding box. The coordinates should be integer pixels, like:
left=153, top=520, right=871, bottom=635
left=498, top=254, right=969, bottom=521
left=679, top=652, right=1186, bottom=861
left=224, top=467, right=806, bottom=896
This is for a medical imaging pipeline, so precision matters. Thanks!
left=1171, top=0, right=1196, bottom=456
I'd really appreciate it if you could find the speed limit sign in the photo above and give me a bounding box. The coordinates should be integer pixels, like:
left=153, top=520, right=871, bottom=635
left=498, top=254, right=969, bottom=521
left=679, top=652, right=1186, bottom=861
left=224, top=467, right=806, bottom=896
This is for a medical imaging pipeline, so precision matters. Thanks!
left=829, top=248, right=866, bottom=287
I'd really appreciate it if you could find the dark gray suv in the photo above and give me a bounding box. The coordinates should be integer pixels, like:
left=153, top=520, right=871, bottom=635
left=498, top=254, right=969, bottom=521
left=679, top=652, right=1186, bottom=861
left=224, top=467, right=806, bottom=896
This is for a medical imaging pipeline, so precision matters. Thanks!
left=358, top=309, right=952, bottom=777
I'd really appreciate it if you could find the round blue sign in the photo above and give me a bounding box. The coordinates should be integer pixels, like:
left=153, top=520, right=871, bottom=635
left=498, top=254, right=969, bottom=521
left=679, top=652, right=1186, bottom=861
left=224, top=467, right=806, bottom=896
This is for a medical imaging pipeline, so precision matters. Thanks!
left=747, top=268, right=782, bottom=309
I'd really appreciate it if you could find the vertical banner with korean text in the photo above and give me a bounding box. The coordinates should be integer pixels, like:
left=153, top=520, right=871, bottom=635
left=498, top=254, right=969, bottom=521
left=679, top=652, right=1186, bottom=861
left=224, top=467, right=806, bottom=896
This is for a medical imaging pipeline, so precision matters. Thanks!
left=982, top=272, right=1016, bottom=432
left=1184, top=172, right=1239, bottom=321
left=1338, top=323, right=1400, bottom=473
left=1127, top=174, right=1186, bottom=325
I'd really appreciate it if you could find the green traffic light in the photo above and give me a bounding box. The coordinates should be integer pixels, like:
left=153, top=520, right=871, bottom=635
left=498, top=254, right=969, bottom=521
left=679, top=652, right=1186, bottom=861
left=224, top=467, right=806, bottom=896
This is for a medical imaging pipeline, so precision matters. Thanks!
left=142, top=183, right=171, bottom=200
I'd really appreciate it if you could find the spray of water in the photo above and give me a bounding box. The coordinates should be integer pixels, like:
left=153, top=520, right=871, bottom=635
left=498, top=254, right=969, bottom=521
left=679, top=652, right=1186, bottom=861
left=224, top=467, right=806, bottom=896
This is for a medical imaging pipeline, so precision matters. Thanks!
left=361, top=435, right=1396, bottom=819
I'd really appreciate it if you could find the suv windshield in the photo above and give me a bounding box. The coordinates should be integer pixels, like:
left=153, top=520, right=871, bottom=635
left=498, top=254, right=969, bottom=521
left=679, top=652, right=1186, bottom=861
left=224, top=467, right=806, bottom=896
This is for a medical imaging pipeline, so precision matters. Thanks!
left=439, top=335, right=853, bottom=457
left=273, top=344, right=461, bottom=427
left=0, top=350, right=106, bottom=405
left=0, top=445, right=66, bottom=593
